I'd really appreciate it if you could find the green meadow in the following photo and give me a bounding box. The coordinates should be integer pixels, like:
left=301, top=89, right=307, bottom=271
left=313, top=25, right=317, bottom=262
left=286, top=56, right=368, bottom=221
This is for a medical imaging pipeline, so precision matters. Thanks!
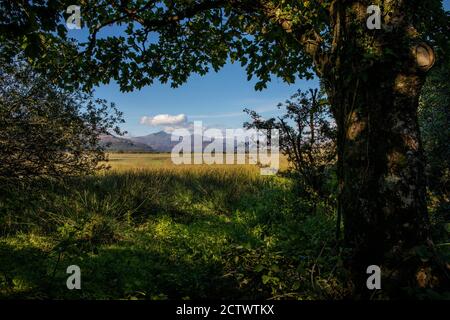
left=0, top=153, right=342, bottom=299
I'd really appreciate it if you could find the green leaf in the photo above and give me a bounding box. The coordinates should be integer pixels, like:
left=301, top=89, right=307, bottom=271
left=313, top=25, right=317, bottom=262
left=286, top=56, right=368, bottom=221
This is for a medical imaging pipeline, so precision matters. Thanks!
left=270, top=264, right=280, bottom=272
left=255, top=265, right=264, bottom=272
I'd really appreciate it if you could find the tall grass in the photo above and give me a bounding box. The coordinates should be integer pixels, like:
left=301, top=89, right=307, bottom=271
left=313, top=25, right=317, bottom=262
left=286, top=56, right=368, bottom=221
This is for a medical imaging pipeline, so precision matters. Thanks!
left=0, top=153, right=342, bottom=299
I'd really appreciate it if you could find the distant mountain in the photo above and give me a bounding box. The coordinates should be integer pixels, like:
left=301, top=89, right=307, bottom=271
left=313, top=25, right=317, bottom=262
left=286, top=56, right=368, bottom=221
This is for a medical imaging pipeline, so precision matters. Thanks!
left=99, top=134, right=154, bottom=152
left=130, top=131, right=248, bottom=152
left=129, top=131, right=177, bottom=152
left=108, top=131, right=252, bottom=153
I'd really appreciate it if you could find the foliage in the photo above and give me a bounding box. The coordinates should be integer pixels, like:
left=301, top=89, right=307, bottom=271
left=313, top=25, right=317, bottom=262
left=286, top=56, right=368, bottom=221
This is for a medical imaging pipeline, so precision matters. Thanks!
left=0, top=58, right=124, bottom=181
left=419, top=65, right=450, bottom=197
left=244, top=88, right=336, bottom=199
left=419, top=64, right=450, bottom=240
left=2, top=1, right=447, bottom=92
left=0, top=158, right=343, bottom=299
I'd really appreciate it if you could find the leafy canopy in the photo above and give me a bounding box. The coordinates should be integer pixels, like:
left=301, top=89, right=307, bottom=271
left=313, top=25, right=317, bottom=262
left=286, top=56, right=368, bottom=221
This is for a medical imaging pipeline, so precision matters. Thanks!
left=1, top=1, right=448, bottom=92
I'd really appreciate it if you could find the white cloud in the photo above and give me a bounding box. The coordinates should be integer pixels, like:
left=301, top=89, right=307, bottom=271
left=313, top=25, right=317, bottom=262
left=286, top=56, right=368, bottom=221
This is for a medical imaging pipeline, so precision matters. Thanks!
left=140, top=114, right=187, bottom=126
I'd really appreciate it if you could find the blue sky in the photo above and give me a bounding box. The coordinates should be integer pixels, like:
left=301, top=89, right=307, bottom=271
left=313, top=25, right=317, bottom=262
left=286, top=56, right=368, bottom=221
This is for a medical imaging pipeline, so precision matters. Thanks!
left=94, top=65, right=319, bottom=136
left=72, top=1, right=450, bottom=137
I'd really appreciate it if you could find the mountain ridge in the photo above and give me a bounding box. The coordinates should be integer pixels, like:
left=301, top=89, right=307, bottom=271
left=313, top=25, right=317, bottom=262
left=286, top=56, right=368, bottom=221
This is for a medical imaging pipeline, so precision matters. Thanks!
left=101, top=131, right=251, bottom=153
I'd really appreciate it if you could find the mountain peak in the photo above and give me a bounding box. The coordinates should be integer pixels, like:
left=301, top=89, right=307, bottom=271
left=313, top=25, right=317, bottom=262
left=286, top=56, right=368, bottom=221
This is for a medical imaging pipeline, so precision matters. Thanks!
left=154, top=130, right=170, bottom=136
left=99, top=134, right=153, bottom=152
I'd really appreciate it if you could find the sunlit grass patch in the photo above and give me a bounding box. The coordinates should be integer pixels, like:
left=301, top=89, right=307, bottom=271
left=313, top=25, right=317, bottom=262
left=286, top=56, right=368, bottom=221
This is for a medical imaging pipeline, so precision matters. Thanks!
left=0, top=153, right=341, bottom=299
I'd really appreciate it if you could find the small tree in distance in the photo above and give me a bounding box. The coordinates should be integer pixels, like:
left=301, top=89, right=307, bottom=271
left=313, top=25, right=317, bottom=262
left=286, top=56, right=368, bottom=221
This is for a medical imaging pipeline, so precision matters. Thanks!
left=244, top=88, right=336, bottom=199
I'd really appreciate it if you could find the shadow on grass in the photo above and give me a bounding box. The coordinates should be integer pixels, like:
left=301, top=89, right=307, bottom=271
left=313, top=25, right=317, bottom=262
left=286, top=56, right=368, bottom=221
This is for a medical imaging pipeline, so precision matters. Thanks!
left=0, top=170, right=298, bottom=299
left=0, top=242, right=50, bottom=299
left=0, top=238, right=257, bottom=299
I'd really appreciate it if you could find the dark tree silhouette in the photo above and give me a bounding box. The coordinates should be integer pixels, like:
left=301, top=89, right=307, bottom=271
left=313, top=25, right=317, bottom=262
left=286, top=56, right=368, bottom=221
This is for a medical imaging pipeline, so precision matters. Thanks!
left=0, top=59, right=124, bottom=180
left=244, top=88, right=336, bottom=200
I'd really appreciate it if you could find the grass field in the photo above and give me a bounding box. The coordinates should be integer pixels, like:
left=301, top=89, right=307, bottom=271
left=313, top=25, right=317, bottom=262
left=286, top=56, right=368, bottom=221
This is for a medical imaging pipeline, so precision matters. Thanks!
left=105, top=152, right=289, bottom=172
left=0, top=153, right=342, bottom=299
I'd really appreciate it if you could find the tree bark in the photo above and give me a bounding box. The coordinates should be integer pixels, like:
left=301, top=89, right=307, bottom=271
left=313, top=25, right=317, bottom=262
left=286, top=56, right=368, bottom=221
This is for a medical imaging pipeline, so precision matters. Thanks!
left=321, top=0, right=439, bottom=297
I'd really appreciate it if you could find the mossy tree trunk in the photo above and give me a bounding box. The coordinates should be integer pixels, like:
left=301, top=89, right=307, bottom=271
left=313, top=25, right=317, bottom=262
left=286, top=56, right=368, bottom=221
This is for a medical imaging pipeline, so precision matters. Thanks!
left=320, top=0, right=437, bottom=297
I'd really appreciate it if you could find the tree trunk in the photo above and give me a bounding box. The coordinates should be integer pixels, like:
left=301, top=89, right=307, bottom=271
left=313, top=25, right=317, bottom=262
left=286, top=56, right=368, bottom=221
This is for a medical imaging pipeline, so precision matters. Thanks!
left=332, top=68, right=431, bottom=297
left=322, top=0, right=439, bottom=297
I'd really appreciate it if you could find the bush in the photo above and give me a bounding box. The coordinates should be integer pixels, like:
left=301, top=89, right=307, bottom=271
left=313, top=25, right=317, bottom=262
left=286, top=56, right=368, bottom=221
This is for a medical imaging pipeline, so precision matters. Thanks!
left=0, top=58, right=124, bottom=181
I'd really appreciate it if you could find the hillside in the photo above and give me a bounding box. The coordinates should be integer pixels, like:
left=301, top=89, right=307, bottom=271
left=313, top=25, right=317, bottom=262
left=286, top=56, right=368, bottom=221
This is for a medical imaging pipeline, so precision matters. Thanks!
left=129, top=131, right=177, bottom=152
left=122, top=131, right=249, bottom=153
left=99, top=134, right=154, bottom=152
